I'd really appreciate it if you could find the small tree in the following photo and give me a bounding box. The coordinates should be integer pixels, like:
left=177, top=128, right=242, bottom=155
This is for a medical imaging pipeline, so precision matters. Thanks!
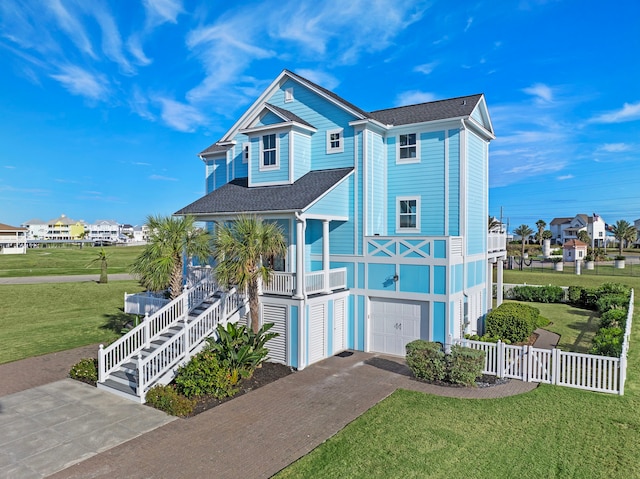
left=88, top=248, right=109, bottom=284
left=212, top=216, right=287, bottom=333
left=577, top=230, right=591, bottom=245
left=535, top=219, right=546, bottom=246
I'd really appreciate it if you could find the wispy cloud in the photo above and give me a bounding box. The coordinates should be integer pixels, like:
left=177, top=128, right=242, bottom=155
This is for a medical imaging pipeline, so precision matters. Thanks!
left=155, top=97, right=206, bottom=132
left=395, top=90, right=437, bottom=107
left=50, top=65, right=109, bottom=101
left=598, top=143, right=631, bottom=153
left=294, top=69, right=339, bottom=90
left=143, top=0, right=183, bottom=28
left=464, top=17, right=473, bottom=32
left=413, top=62, right=438, bottom=75
left=523, top=83, right=553, bottom=103
left=149, top=174, right=178, bottom=181
left=557, top=174, right=574, bottom=181
left=589, top=101, right=640, bottom=123
left=130, top=86, right=156, bottom=121
left=4, top=165, right=16, bottom=169
left=48, top=0, right=96, bottom=58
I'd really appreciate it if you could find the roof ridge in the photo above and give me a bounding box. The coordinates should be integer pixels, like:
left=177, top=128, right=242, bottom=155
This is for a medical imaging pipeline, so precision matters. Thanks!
left=369, top=93, right=483, bottom=115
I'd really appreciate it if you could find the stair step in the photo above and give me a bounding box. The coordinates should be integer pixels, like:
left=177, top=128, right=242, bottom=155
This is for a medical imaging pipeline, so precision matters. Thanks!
left=98, top=378, right=139, bottom=401
left=110, top=368, right=138, bottom=386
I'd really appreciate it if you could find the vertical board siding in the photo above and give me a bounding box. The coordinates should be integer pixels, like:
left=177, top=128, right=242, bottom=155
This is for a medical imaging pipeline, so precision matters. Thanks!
left=434, top=265, right=446, bottom=294
left=293, top=132, right=311, bottom=181
left=372, top=131, right=386, bottom=235
left=399, top=264, right=429, bottom=293
left=448, top=129, right=460, bottom=236
left=466, top=132, right=487, bottom=255
left=290, top=305, right=298, bottom=369
left=433, top=302, right=446, bottom=343
left=356, top=130, right=363, bottom=255
left=263, top=304, right=287, bottom=364
left=368, top=263, right=397, bottom=291
left=357, top=295, right=365, bottom=350
left=347, top=295, right=355, bottom=349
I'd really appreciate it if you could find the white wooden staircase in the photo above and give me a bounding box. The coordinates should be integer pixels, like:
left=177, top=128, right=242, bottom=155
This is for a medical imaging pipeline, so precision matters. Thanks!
left=97, top=278, right=247, bottom=403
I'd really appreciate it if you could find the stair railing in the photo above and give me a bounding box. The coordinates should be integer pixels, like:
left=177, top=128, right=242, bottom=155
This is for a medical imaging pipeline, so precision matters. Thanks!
left=137, top=287, right=246, bottom=400
left=98, top=276, right=217, bottom=383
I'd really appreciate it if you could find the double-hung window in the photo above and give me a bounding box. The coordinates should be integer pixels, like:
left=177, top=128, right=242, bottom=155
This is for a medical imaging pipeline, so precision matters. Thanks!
left=397, top=196, right=420, bottom=232
left=398, top=133, right=418, bottom=163
left=326, top=128, right=344, bottom=154
left=262, top=133, right=277, bottom=169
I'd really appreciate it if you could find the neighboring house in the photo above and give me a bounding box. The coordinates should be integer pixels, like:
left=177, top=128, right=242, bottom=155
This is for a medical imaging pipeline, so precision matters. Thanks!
left=132, top=225, right=149, bottom=243
left=21, top=218, right=48, bottom=240
left=550, top=214, right=606, bottom=247
left=634, top=219, right=640, bottom=247
left=176, top=69, right=504, bottom=370
left=86, top=219, right=121, bottom=243
left=45, top=214, right=86, bottom=240
left=562, top=239, right=588, bottom=262
left=0, top=223, right=28, bottom=254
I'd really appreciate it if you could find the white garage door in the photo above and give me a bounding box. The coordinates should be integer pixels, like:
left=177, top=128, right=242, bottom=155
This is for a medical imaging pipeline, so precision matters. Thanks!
left=370, top=298, right=426, bottom=356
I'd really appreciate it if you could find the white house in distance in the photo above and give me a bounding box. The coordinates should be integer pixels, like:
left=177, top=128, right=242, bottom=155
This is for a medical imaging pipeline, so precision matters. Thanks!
left=86, top=219, right=121, bottom=243
left=21, top=218, right=48, bottom=240
left=563, top=239, right=588, bottom=262
left=0, top=223, right=28, bottom=254
left=550, top=214, right=606, bottom=248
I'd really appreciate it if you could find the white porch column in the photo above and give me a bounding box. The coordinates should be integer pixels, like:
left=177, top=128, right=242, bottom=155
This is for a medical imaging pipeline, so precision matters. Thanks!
left=496, top=259, right=504, bottom=306
left=322, top=219, right=331, bottom=293
left=294, top=218, right=305, bottom=299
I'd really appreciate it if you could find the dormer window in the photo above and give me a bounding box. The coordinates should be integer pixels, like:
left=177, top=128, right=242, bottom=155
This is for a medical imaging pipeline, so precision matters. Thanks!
left=397, top=133, right=419, bottom=163
left=261, top=133, right=278, bottom=170
left=326, top=128, right=344, bottom=154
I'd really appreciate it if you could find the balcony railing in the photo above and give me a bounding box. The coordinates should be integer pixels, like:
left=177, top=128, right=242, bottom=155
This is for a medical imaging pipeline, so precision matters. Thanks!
left=488, top=232, right=507, bottom=253
left=262, top=267, right=347, bottom=296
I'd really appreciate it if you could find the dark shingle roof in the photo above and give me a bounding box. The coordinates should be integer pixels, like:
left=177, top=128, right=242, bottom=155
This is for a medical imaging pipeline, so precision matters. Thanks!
left=264, top=103, right=315, bottom=129
left=199, top=142, right=230, bottom=156
left=368, top=94, right=483, bottom=126
left=175, top=168, right=353, bottom=216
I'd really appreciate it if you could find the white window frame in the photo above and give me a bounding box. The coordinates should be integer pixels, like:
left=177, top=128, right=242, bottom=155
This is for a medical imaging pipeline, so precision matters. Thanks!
left=284, top=87, right=294, bottom=103
left=396, top=196, right=420, bottom=233
left=326, top=128, right=344, bottom=154
left=242, top=142, right=250, bottom=164
left=396, top=133, right=420, bottom=164
left=260, top=133, right=279, bottom=171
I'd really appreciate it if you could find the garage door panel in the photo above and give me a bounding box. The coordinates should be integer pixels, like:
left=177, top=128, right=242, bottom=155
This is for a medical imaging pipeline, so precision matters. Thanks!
left=370, top=298, right=428, bottom=356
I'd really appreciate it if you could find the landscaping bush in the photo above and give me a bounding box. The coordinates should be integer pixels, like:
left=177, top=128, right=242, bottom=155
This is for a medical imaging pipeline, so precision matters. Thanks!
left=446, top=345, right=485, bottom=386
left=174, top=350, right=240, bottom=399
left=591, top=327, right=624, bottom=357
left=485, top=303, right=540, bottom=343
left=69, top=358, right=98, bottom=385
left=567, top=286, right=583, bottom=304
left=596, top=294, right=630, bottom=314
left=145, top=384, right=195, bottom=417
left=599, top=282, right=631, bottom=296
left=206, top=321, right=278, bottom=378
left=510, top=285, right=564, bottom=303
left=600, top=309, right=628, bottom=330
left=405, top=340, right=446, bottom=381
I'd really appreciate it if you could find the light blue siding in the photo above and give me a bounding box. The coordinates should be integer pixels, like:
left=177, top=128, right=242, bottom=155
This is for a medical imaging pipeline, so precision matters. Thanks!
left=434, top=265, right=446, bottom=295
left=347, top=295, right=355, bottom=349
left=368, top=263, right=396, bottom=290
left=305, top=175, right=350, bottom=218
left=293, top=132, right=311, bottom=181
left=330, top=261, right=355, bottom=288
left=256, top=111, right=285, bottom=126
left=250, top=132, right=290, bottom=185
left=465, top=260, right=486, bottom=288
left=434, top=240, right=446, bottom=258
left=290, top=306, right=298, bottom=369
left=372, top=132, right=386, bottom=235
left=448, top=129, right=460, bottom=235
left=357, top=295, right=365, bottom=350
left=466, top=132, right=487, bottom=255
left=356, top=130, right=363, bottom=255
left=433, top=302, right=446, bottom=344
left=357, top=262, right=365, bottom=288
left=399, top=264, right=429, bottom=293
left=450, top=263, right=463, bottom=293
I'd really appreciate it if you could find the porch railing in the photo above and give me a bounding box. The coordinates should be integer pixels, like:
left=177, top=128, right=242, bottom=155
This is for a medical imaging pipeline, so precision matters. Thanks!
left=263, top=267, right=348, bottom=296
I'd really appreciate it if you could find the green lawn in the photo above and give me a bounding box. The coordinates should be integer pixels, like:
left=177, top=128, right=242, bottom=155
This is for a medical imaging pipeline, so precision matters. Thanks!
left=0, top=245, right=145, bottom=277
left=276, top=271, right=640, bottom=479
left=0, top=280, right=144, bottom=364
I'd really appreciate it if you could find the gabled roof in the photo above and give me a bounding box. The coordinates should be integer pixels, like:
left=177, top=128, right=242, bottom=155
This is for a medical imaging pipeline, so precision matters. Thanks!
left=0, top=223, right=27, bottom=231
left=550, top=217, right=573, bottom=226
left=563, top=239, right=588, bottom=248
left=175, top=168, right=353, bottom=216
left=199, top=143, right=229, bottom=156
left=369, top=94, right=484, bottom=126
left=263, top=103, right=315, bottom=129
left=22, top=218, right=46, bottom=225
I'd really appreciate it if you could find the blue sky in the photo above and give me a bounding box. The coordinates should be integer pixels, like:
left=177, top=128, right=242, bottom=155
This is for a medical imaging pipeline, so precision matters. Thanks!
left=1, top=0, right=638, bottom=232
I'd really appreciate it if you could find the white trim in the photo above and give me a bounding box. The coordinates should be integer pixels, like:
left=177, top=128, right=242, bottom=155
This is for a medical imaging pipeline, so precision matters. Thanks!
left=242, top=142, right=249, bottom=164
left=285, top=87, right=294, bottom=103
left=396, top=196, right=421, bottom=233
left=259, top=133, right=279, bottom=171
left=444, top=130, right=449, bottom=235
left=326, top=128, right=344, bottom=154
left=396, top=133, right=420, bottom=164
left=289, top=131, right=294, bottom=183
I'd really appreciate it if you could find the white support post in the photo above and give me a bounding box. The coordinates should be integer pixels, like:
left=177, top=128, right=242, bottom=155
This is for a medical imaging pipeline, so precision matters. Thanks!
left=294, top=218, right=305, bottom=299
left=322, top=219, right=331, bottom=293
left=137, top=353, right=144, bottom=396
left=144, top=313, right=150, bottom=349
left=619, top=354, right=626, bottom=395
left=526, top=345, right=533, bottom=383
left=98, top=344, right=105, bottom=383
left=552, top=348, right=559, bottom=386
left=496, top=259, right=504, bottom=306
left=184, top=317, right=190, bottom=362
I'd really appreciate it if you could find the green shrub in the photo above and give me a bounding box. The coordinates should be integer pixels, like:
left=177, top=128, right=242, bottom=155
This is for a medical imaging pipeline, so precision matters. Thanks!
left=69, top=358, right=98, bottom=385
left=485, top=303, right=540, bottom=343
left=591, top=327, right=624, bottom=357
left=446, top=345, right=485, bottom=386
left=406, top=340, right=446, bottom=381
left=579, top=287, right=599, bottom=310
left=600, top=309, right=628, bottom=330
left=175, top=351, right=240, bottom=399
left=206, top=321, right=278, bottom=378
left=567, top=286, right=583, bottom=304
left=596, top=294, right=630, bottom=314
left=145, top=384, right=195, bottom=417
left=464, top=334, right=511, bottom=344
left=510, top=285, right=564, bottom=303
left=599, top=282, right=631, bottom=296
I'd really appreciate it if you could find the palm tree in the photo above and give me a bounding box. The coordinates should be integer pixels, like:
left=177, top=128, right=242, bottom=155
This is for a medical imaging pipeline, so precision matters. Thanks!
left=513, top=224, right=533, bottom=270
left=131, top=215, right=213, bottom=300
left=577, top=230, right=591, bottom=245
left=212, top=216, right=287, bottom=333
left=611, top=220, right=637, bottom=256
left=488, top=216, right=501, bottom=232
left=88, top=247, right=109, bottom=284
left=535, top=219, right=546, bottom=246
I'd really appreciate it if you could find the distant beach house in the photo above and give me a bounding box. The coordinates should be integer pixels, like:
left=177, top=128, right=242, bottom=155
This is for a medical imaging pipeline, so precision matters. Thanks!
left=0, top=223, right=28, bottom=254
left=562, top=239, right=588, bottom=262
left=550, top=214, right=606, bottom=248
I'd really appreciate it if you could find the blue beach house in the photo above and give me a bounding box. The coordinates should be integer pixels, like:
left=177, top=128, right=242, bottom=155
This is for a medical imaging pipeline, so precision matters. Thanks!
left=175, top=69, right=507, bottom=370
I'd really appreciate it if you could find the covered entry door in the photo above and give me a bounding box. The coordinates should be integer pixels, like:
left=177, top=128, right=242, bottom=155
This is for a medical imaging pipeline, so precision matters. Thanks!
left=370, top=298, right=427, bottom=356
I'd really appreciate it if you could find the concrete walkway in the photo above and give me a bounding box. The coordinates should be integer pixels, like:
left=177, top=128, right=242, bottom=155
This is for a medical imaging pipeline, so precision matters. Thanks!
left=1, top=346, right=537, bottom=479
left=533, top=328, right=561, bottom=349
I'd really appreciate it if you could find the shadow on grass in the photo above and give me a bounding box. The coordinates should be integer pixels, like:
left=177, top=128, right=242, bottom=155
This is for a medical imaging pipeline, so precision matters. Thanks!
left=101, top=310, right=139, bottom=335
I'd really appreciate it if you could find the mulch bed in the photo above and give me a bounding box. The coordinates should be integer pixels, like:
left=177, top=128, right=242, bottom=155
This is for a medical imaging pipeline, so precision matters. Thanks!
left=187, top=362, right=293, bottom=417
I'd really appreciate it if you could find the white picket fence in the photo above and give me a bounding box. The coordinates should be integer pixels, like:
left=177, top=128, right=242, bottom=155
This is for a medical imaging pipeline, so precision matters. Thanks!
left=458, top=289, right=634, bottom=395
